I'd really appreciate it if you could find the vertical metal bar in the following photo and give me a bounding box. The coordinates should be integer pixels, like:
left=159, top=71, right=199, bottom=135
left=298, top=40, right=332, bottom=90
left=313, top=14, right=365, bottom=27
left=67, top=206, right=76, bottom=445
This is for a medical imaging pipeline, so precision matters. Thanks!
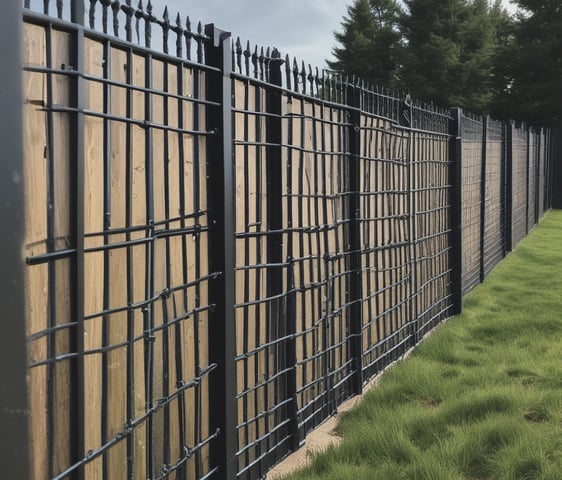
left=124, top=44, right=137, bottom=480
left=70, top=1, right=86, bottom=478
left=525, top=127, right=530, bottom=234
left=192, top=62, right=204, bottom=480
left=144, top=49, right=156, bottom=480
left=479, top=116, right=487, bottom=282
left=405, top=99, right=418, bottom=345
left=505, top=122, right=514, bottom=252
left=204, top=24, right=237, bottom=480
left=500, top=122, right=507, bottom=258
left=535, top=131, right=540, bottom=223
left=44, top=23, right=57, bottom=479
left=548, top=126, right=562, bottom=208
left=101, top=37, right=112, bottom=480
left=448, top=108, right=462, bottom=315
left=0, top=2, right=27, bottom=479
left=346, top=81, right=363, bottom=394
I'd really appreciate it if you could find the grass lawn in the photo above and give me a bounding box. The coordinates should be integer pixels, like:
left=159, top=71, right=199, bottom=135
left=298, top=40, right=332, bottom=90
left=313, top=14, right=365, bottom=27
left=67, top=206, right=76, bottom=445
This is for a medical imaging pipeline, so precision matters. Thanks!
left=286, top=210, right=562, bottom=480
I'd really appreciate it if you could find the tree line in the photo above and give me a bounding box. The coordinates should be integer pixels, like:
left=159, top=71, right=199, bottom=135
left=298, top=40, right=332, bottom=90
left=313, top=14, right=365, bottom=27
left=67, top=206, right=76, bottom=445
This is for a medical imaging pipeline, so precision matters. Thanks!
left=328, top=0, right=562, bottom=126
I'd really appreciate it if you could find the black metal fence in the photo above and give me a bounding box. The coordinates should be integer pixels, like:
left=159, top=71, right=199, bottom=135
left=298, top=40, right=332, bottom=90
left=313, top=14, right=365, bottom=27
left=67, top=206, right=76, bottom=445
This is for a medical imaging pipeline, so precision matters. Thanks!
left=2, top=1, right=557, bottom=479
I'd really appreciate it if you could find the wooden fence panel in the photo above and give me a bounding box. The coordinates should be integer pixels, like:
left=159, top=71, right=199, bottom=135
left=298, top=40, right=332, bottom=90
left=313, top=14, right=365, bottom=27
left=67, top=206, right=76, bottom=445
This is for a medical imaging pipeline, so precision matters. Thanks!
left=460, top=113, right=483, bottom=293
left=359, top=114, right=411, bottom=380
left=511, top=124, right=528, bottom=248
left=483, top=119, right=505, bottom=277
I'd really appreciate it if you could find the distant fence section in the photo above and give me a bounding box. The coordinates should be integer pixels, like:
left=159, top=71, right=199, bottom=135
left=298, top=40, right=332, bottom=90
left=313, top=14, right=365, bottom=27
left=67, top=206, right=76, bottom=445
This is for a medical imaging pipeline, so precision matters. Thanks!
left=5, top=1, right=557, bottom=479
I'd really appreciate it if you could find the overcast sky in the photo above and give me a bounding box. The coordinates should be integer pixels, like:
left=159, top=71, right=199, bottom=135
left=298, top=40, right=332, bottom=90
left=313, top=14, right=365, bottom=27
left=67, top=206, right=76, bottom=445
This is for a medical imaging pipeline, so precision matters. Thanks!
left=159, top=0, right=518, bottom=69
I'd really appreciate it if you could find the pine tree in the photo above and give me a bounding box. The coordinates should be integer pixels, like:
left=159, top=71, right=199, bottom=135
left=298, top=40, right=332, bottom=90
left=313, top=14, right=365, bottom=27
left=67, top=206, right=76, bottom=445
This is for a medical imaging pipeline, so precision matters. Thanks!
left=400, top=0, right=497, bottom=112
left=327, top=0, right=402, bottom=87
left=491, top=0, right=562, bottom=126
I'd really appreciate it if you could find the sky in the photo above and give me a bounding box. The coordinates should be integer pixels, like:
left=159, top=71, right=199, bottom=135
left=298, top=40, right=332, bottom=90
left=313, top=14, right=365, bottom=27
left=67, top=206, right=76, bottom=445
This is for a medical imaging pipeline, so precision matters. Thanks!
left=159, top=0, right=519, bottom=70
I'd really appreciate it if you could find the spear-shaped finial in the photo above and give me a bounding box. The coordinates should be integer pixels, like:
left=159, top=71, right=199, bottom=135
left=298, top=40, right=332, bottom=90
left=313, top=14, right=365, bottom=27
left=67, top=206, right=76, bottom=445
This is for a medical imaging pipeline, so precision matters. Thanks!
left=244, top=40, right=251, bottom=77
left=196, top=21, right=203, bottom=63
left=111, top=0, right=121, bottom=37
left=175, top=13, right=182, bottom=58
left=300, top=60, right=307, bottom=95
left=285, top=54, right=292, bottom=91
left=89, top=0, right=97, bottom=28
left=251, top=45, right=258, bottom=79
left=161, top=6, right=170, bottom=54
left=185, top=16, right=192, bottom=61
left=292, top=57, right=299, bottom=93
left=235, top=37, right=242, bottom=73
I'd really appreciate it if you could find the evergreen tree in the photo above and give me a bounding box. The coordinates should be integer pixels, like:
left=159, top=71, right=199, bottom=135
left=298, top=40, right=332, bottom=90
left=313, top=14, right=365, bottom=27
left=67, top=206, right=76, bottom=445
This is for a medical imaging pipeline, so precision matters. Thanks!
left=328, top=0, right=402, bottom=87
left=491, top=0, right=562, bottom=126
left=400, top=0, right=496, bottom=113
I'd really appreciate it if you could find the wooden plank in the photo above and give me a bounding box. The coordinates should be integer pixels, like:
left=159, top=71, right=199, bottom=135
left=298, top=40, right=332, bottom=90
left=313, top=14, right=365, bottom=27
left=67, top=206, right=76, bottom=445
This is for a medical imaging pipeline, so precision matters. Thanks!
left=130, top=51, right=148, bottom=480
left=103, top=45, right=129, bottom=479
left=150, top=56, right=167, bottom=475
left=23, top=27, right=48, bottom=438
left=49, top=29, right=74, bottom=476
left=197, top=69, right=211, bottom=475
left=82, top=36, right=105, bottom=479
left=166, top=61, right=181, bottom=471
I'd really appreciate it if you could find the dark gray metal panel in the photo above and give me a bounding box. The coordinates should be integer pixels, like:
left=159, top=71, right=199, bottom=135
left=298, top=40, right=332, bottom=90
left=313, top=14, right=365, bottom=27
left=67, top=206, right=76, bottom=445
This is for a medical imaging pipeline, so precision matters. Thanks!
left=204, top=24, right=237, bottom=480
left=449, top=107, right=463, bottom=315
left=0, top=1, right=28, bottom=479
left=347, top=82, right=363, bottom=395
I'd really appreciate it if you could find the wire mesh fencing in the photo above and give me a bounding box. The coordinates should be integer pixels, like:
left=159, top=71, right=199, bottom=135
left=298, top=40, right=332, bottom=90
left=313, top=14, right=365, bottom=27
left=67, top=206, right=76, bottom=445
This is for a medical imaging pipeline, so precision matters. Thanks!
left=12, top=1, right=558, bottom=479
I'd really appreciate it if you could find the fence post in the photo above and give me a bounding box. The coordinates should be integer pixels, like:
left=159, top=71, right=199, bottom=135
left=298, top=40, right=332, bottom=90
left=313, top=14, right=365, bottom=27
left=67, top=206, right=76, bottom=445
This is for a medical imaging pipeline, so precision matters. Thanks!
left=347, top=79, right=363, bottom=395
left=551, top=126, right=561, bottom=209
left=204, top=24, right=237, bottom=480
left=264, top=51, right=301, bottom=456
left=525, top=127, right=531, bottom=234
left=479, top=116, right=488, bottom=282
left=505, top=121, right=514, bottom=252
left=0, top=2, right=28, bottom=479
left=449, top=108, right=463, bottom=315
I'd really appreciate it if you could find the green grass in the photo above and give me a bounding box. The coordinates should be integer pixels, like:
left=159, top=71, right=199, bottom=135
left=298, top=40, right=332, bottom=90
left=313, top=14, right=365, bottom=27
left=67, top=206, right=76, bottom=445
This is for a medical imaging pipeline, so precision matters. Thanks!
left=286, top=211, right=562, bottom=480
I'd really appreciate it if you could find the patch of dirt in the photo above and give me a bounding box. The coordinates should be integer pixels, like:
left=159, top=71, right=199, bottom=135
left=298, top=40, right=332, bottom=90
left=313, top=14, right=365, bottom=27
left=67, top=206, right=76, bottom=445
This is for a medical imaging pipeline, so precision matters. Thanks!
left=523, top=410, right=548, bottom=422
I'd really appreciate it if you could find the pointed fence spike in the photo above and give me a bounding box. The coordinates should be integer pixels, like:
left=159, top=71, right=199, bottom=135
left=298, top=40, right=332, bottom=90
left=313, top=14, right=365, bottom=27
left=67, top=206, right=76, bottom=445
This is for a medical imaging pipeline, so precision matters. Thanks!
left=111, top=0, right=121, bottom=38
left=307, top=64, right=314, bottom=94
left=135, top=0, right=143, bottom=43
left=196, top=21, right=203, bottom=63
left=300, top=60, right=307, bottom=94
left=175, top=12, right=183, bottom=58
left=57, top=0, right=63, bottom=19
left=235, top=37, right=242, bottom=73
left=293, top=57, right=299, bottom=93
left=161, top=6, right=170, bottom=54
left=184, top=16, right=192, bottom=61
left=252, top=45, right=258, bottom=79
left=243, top=40, right=251, bottom=76
left=285, top=54, right=292, bottom=90
left=123, top=0, right=134, bottom=42
left=89, top=0, right=96, bottom=28
left=259, top=46, right=265, bottom=81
